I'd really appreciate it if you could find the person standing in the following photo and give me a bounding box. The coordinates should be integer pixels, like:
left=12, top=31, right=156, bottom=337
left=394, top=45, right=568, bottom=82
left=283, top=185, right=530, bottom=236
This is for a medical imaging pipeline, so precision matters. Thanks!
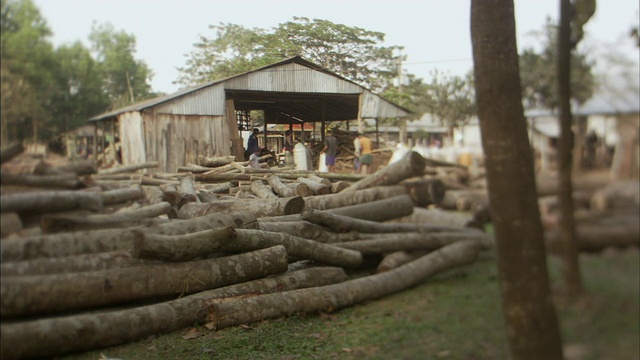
left=358, top=133, right=373, bottom=174
left=321, top=129, right=338, bottom=172
left=246, top=128, right=260, bottom=160
left=353, top=133, right=362, bottom=173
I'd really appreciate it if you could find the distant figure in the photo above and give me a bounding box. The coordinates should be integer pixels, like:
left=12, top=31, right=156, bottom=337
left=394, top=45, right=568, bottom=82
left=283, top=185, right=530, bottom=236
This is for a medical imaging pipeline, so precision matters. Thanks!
left=283, top=130, right=294, bottom=153
left=584, top=130, right=598, bottom=168
left=358, top=133, right=373, bottom=174
left=353, top=133, right=362, bottom=173
left=246, top=128, right=260, bottom=160
left=249, top=150, right=261, bottom=169
left=321, top=129, right=338, bottom=173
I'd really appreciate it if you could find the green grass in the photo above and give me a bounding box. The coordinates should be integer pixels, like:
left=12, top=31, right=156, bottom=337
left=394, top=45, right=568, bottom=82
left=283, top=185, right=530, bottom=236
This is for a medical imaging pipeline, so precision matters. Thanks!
left=59, top=248, right=639, bottom=360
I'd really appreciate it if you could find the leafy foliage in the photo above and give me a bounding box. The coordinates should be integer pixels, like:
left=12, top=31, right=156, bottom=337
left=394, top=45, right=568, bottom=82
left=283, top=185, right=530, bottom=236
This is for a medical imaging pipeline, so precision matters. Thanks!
left=176, top=17, right=402, bottom=93
left=422, top=70, right=476, bottom=132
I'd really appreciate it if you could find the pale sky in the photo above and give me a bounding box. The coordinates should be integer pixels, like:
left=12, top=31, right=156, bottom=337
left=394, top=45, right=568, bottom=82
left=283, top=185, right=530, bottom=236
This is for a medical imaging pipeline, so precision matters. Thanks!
left=34, top=0, right=639, bottom=94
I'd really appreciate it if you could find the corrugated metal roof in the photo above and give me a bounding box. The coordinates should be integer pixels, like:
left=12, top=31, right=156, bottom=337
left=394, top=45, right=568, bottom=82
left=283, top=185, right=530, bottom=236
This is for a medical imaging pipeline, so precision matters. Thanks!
left=88, top=56, right=410, bottom=122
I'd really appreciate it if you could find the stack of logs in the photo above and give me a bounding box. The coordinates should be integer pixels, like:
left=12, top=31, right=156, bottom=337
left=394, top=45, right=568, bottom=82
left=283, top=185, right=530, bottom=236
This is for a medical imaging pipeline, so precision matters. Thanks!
left=0, top=144, right=494, bottom=359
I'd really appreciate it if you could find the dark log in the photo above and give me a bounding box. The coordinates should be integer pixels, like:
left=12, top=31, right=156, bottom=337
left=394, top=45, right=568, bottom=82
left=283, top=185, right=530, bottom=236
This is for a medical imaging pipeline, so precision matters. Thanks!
left=34, top=159, right=97, bottom=176
left=102, top=186, right=145, bottom=205
left=257, top=220, right=360, bottom=243
left=0, top=250, right=157, bottom=276
left=402, top=178, right=446, bottom=207
left=0, top=190, right=103, bottom=216
left=177, top=196, right=304, bottom=219
left=250, top=180, right=277, bottom=199
left=1, top=246, right=289, bottom=318
left=233, top=229, right=362, bottom=268
left=303, top=185, right=407, bottom=211
left=328, top=194, right=415, bottom=222
left=0, top=267, right=347, bottom=360
left=40, top=202, right=172, bottom=233
left=334, top=232, right=491, bottom=255
left=97, top=161, right=159, bottom=175
left=1, top=212, right=23, bottom=238
left=301, top=208, right=482, bottom=234
left=1, top=172, right=83, bottom=189
left=377, top=250, right=428, bottom=273
left=340, top=151, right=426, bottom=194
left=206, top=240, right=483, bottom=330
left=133, top=227, right=236, bottom=262
left=0, top=142, right=24, bottom=164
left=1, top=212, right=258, bottom=262
left=297, top=177, right=330, bottom=195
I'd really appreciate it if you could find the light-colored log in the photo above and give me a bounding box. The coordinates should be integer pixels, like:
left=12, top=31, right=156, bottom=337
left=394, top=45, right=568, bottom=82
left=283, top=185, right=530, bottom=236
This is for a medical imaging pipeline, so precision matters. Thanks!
left=297, top=177, right=330, bottom=195
left=177, top=196, right=304, bottom=219
left=251, top=180, right=277, bottom=199
left=97, top=161, right=159, bottom=175
left=1, top=173, right=82, bottom=189
left=0, top=142, right=24, bottom=164
left=303, top=185, right=407, bottom=211
left=340, top=151, right=426, bottom=194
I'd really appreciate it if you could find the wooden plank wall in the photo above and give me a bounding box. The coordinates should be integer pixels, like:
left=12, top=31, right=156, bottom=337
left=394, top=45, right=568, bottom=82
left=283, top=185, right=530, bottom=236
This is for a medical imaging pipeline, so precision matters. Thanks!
left=118, top=112, right=147, bottom=166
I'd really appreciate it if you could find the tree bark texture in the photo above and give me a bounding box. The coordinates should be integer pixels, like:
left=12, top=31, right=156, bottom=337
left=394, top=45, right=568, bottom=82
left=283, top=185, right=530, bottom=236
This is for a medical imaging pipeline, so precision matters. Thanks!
left=101, top=186, right=145, bottom=205
left=327, top=194, right=415, bottom=222
left=0, top=190, right=103, bottom=216
left=0, top=267, right=347, bottom=360
left=376, top=250, right=428, bottom=273
left=177, top=196, right=304, bottom=219
left=250, top=180, right=277, bottom=199
left=471, top=1, right=563, bottom=358
left=402, top=178, right=446, bottom=207
left=340, top=151, right=426, bottom=194
left=97, top=161, right=159, bottom=175
left=1, top=173, right=83, bottom=189
left=1, top=245, right=289, bottom=318
left=1, top=212, right=258, bottom=261
left=206, top=240, right=483, bottom=331
left=296, top=177, right=330, bottom=195
left=256, top=220, right=360, bottom=243
left=133, top=227, right=236, bottom=262
left=198, top=155, right=236, bottom=167
left=334, top=232, right=491, bottom=255
left=267, top=174, right=294, bottom=197
left=303, top=185, right=407, bottom=211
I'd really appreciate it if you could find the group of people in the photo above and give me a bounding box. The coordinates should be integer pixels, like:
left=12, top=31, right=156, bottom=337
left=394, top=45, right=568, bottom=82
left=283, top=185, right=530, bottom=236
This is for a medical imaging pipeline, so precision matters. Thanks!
left=320, top=129, right=372, bottom=174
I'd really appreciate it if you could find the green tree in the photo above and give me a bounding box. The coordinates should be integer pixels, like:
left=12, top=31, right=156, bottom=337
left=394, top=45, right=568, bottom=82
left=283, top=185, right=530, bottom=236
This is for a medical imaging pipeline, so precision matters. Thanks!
left=1, top=0, right=57, bottom=144
left=176, top=17, right=401, bottom=92
left=519, top=17, right=596, bottom=110
left=89, top=22, right=154, bottom=109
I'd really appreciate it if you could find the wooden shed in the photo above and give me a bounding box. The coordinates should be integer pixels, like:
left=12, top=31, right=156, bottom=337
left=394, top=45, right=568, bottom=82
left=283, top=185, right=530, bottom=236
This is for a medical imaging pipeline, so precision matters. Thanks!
left=88, top=56, right=410, bottom=173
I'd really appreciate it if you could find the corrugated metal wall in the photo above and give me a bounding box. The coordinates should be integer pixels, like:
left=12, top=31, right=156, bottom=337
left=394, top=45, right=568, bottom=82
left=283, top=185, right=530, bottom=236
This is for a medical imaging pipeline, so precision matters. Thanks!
left=153, top=84, right=226, bottom=116
left=361, top=90, right=408, bottom=118
left=142, top=113, right=230, bottom=173
left=224, top=63, right=364, bottom=94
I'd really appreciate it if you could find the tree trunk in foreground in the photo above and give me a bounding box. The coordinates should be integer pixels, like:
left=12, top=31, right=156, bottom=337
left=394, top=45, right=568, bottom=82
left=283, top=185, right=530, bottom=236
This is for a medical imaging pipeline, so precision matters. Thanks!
left=340, top=151, right=426, bottom=194
left=471, top=2, right=563, bottom=359
left=1, top=212, right=258, bottom=261
left=1, top=246, right=289, bottom=318
left=177, top=196, right=304, bottom=219
left=0, top=191, right=103, bottom=216
left=206, top=239, right=483, bottom=330
left=0, top=267, right=347, bottom=360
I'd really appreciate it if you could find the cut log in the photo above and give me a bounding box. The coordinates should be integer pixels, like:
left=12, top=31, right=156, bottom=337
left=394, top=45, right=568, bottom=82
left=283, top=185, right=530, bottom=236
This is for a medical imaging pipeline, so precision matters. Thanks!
left=196, top=189, right=220, bottom=203
left=340, top=151, right=426, bottom=194
left=335, top=232, right=491, bottom=255
left=1, top=212, right=23, bottom=238
left=133, top=227, right=236, bottom=262
left=440, top=189, right=488, bottom=211
left=307, top=174, right=332, bottom=187
left=0, top=142, right=24, bottom=164
left=206, top=240, right=483, bottom=330
left=377, top=250, right=428, bottom=273
left=257, top=220, right=360, bottom=243
left=97, top=161, right=159, bottom=175
left=0, top=250, right=157, bottom=276
left=34, top=159, right=97, bottom=176
left=297, top=177, right=330, bottom=195
left=101, top=186, right=145, bottom=205
left=1, top=212, right=258, bottom=262
left=402, top=178, right=446, bottom=207
left=251, top=180, right=277, bottom=199
left=1, top=245, right=289, bottom=318
left=142, top=185, right=164, bottom=204
left=233, top=229, right=362, bottom=268
left=331, top=181, right=351, bottom=193
left=0, top=267, right=347, bottom=360
left=303, top=185, right=407, bottom=211
left=301, top=208, right=482, bottom=234
left=0, top=190, right=103, bottom=216
left=328, top=194, right=415, bottom=222
left=267, top=174, right=294, bottom=197
left=287, top=182, right=313, bottom=197
left=195, top=182, right=233, bottom=193
left=177, top=196, right=305, bottom=219
left=40, top=202, right=172, bottom=233
left=177, top=163, right=216, bottom=173
left=1, top=172, right=83, bottom=189
left=198, top=155, right=236, bottom=167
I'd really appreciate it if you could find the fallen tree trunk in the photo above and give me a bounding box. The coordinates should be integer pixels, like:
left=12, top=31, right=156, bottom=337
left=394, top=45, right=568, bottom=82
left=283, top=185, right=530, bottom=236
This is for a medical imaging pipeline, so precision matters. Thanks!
left=0, top=190, right=103, bottom=216
left=250, top=180, right=277, bottom=199
left=388, top=207, right=482, bottom=229
left=232, top=229, right=363, bottom=268
left=267, top=175, right=294, bottom=197
left=334, top=232, right=491, bottom=255
left=256, top=220, right=360, bottom=243
left=97, top=161, right=159, bottom=175
left=1, top=245, right=289, bottom=318
left=34, top=159, right=97, bottom=176
left=1, top=173, right=83, bottom=189
left=177, top=163, right=217, bottom=173
left=377, top=250, right=428, bottom=273
left=327, top=194, right=415, bottom=222
left=133, top=227, right=236, bottom=262
left=206, top=239, right=484, bottom=331
left=1, top=212, right=23, bottom=238
left=177, top=196, right=304, bottom=219
left=0, top=267, right=347, bottom=360
left=340, top=151, right=426, bottom=194
left=303, top=185, right=407, bottom=211
left=402, top=178, right=446, bottom=207
left=1, top=212, right=258, bottom=262
left=300, top=208, right=481, bottom=234
left=0, top=250, right=157, bottom=276
left=0, top=142, right=24, bottom=164
left=40, top=202, right=172, bottom=233
left=297, top=177, right=330, bottom=195
left=287, top=182, right=313, bottom=197
left=198, top=155, right=236, bottom=167
left=102, top=186, right=145, bottom=205
left=331, top=181, right=351, bottom=193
